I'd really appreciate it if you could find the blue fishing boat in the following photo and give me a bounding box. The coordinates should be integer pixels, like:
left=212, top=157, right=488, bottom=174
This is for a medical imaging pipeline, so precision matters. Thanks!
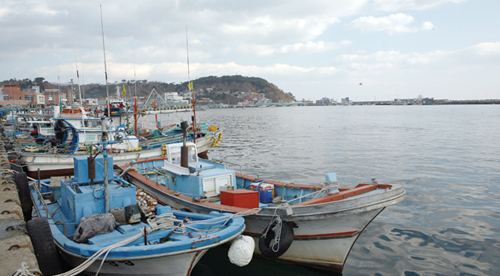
left=25, top=152, right=246, bottom=276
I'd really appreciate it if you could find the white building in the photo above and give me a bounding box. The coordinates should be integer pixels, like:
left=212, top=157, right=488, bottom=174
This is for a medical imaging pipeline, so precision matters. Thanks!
left=164, top=92, right=189, bottom=105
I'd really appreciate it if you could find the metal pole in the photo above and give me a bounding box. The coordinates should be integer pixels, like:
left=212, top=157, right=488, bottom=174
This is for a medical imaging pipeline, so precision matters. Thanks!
left=104, top=149, right=109, bottom=213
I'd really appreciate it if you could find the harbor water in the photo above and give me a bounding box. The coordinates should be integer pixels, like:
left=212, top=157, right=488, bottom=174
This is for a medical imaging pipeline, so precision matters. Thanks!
left=147, top=105, right=500, bottom=276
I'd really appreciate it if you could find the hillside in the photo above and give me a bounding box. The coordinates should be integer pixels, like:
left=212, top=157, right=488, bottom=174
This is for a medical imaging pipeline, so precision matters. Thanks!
left=1, top=75, right=295, bottom=103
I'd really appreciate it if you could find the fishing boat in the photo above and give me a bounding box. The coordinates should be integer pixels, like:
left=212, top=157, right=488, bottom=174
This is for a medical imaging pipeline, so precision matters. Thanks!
left=23, top=154, right=246, bottom=276
left=120, top=121, right=406, bottom=273
left=18, top=112, right=222, bottom=178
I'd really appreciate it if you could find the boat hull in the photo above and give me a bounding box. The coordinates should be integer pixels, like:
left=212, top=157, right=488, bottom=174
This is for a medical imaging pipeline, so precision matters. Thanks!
left=124, top=170, right=406, bottom=273
left=22, top=149, right=163, bottom=178
left=57, top=241, right=208, bottom=276
left=21, top=135, right=216, bottom=178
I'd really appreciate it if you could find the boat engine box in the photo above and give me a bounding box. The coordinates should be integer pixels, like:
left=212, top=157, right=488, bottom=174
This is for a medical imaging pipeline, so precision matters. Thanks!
left=220, top=189, right=259, bottom=208
left=250, top=182, right=274, bottom=203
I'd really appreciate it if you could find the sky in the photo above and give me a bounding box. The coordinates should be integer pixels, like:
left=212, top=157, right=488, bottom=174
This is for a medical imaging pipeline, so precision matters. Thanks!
left=1, top=0, right=499, bottom=101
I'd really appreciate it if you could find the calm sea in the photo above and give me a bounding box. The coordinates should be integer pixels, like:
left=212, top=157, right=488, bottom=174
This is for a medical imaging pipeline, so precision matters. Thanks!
left=149, top=105, right=500, bottom=276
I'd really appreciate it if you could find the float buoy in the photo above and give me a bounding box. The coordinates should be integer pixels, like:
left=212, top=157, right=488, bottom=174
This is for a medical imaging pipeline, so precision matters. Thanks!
left=258, top=216, right=294, bottom=259
left=228, top=235, right=254, bottom=266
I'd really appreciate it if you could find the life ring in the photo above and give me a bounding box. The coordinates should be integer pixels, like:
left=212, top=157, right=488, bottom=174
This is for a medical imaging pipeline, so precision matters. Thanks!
left=258, top=216, right=294, bottom=259
left=27, top=217, right=65, bottom=275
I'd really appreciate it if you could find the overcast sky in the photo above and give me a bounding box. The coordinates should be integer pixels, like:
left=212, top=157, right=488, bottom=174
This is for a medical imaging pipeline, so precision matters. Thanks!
left=1, top=0, right=499, bottom=101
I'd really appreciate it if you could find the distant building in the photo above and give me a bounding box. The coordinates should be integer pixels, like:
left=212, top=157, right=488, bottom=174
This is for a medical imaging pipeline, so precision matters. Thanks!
left=44, top=89, right=69, bottom=106
left=1, top=84, right=45, bottom=106
left=164, top=92, right=189, bottom=106
left=316, top=97, right=332, bottom=105
left=341, top=97, right=351, bottom=106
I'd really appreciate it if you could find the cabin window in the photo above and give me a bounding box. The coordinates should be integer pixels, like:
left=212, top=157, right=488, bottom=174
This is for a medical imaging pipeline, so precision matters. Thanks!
left=188, top=145, right=197, bottom=162
left=170, top=148, right=181, bottom=165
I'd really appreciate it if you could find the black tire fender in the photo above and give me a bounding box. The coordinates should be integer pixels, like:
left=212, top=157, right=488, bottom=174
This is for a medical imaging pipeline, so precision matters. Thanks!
left=14, top=172, right=32, bottom=221
left=4, top=143, right=13, bottom=151
left=7, top=152, right=17, bottom=161
left=27, top=217, right=65, bottom=275
left=258, top=218, right=294, bottom=259
left=10, top=160, right=23, bottom=173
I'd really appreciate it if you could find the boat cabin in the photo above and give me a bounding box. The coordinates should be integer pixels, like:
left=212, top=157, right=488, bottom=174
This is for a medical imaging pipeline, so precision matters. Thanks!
left=155, top=143, right=236, bottom=199
left=55, top=156, right=135, bottom=234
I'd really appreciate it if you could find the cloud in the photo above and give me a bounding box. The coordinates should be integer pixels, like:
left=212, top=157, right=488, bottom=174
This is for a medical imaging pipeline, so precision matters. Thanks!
left=236, top=40, right=352, bottom=56
left=219, top=15, right=339, bottom=44
left=336, top=49, right=450, bottom=71
left=372, top=0, right=466, bottom=12
left=471, top=42, right=500, bottom=56
left=346, top=13, right=435, bottom=35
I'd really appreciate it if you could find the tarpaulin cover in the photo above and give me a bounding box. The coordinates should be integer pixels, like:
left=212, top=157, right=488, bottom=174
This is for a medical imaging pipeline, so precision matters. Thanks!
left=73, top=213, right=117, bottom=243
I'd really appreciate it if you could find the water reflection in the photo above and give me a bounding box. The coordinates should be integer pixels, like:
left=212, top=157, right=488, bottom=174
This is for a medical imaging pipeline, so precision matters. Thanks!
left=145, top=106, right=500, bottom=275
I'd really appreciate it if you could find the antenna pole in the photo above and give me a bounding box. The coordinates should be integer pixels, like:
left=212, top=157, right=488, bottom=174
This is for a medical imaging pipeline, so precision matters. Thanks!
left=100, top=5, right=110, bottom=119
left=185, top=27, right=197, bottom=140
left=186, top=27, right=190, bottom=84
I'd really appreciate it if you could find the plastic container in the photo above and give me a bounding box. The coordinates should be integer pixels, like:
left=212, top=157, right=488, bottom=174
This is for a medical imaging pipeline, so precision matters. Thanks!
left=208, top=125, right=218, bottom=131
left=221, top=189, right=259, bottom=208
left=250, top=182, right=274, bottom=203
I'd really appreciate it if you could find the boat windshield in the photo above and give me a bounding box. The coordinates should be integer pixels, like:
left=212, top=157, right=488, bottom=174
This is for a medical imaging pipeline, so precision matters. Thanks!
left=169, top=144, right=197, bottom=165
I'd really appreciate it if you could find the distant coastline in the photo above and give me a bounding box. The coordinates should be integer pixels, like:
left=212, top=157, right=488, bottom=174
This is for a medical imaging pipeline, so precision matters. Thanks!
left=347, top=99, right=500, bottom=105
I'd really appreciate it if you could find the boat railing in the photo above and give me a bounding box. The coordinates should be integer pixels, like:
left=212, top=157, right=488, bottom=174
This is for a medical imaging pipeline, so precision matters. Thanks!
left=210, top=159, right=243, bottom=176
left=278, top=180, right=339, bottom=204
left=138, top=162, right=172, bottom=190
left=152, top=168, right=171, bottom=190
left=29, top=181, right=50, bottom=218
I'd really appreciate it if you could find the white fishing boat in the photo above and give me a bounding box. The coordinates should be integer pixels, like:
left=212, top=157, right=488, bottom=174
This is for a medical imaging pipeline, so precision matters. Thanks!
left=120, top=121, right=406, bottom=273
left=19, top=118, right=221, bottom=179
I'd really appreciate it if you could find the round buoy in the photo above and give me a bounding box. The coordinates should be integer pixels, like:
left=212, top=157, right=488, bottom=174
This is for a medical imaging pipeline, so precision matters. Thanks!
left=228, top=235, right=255, bottom=266
left=259, top=217, right=294, bottom=259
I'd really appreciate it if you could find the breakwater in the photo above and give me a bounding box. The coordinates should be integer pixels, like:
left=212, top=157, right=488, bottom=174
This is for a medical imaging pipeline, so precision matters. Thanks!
left=0, top=127, right=40, bottom=275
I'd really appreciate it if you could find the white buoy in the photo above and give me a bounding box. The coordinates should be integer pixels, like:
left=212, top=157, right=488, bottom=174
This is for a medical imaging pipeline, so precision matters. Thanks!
left=228, top=235, right=254, bottom=267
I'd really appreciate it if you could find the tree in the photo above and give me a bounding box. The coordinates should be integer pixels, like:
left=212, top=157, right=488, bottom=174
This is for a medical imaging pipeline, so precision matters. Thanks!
left=34, top=77, right=45, bottom=91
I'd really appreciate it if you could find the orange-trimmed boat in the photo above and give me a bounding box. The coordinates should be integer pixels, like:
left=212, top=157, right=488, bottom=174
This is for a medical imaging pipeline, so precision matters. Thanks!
left=120, top=139, right=406, bottom=273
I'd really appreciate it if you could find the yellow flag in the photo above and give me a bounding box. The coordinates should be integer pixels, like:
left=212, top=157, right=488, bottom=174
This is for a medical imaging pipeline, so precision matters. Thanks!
left=188, top=81, right=193, bottom=91
left=122, top=84, right=127, bottom=96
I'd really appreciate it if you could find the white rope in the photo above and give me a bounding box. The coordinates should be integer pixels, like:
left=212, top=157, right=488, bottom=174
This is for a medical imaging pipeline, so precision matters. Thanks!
left=13, top=262, right=38, bottom=276
left=260, top=215, right=283, bottom=253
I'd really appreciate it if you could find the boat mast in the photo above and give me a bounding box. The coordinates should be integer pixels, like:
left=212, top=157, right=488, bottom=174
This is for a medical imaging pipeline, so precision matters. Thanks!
left=100, top=5, right=110, bottom=120
left=56, top=52, right=61, bottom=111
left=100, top=4, right=110, bottom=213
left=134, top=53, right=138, bottom=136
left=69, top=10, right=83, bottom=107
left=186, top=27, right=197, bottom=141
left=69, top=9, right=87, bottom=143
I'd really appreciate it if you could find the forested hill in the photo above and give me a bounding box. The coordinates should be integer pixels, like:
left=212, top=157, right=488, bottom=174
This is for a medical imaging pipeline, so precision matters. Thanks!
left=191, top=75, right=295, bottom=103
left=1, top=75, right=296, bottom=103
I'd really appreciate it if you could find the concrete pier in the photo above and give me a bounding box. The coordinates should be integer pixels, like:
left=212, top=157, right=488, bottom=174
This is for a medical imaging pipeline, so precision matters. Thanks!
left=0, top=132, right=41, bottom=275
